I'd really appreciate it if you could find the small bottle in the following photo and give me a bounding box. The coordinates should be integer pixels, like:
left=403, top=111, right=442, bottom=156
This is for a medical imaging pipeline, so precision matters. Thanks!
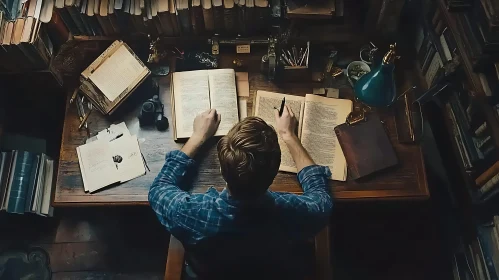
left=354, top=43, right=399, bottom=107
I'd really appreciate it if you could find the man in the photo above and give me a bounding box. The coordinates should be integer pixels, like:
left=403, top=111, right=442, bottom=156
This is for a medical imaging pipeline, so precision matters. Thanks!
left=149, top=106, right=332, bottom=276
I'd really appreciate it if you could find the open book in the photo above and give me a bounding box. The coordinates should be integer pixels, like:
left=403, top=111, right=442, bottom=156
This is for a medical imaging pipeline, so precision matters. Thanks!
left=255, top=90, right=352, bottom=181
left=76, top=135, right=146, bottom=193
left=171, top=69, right=239, bottom=140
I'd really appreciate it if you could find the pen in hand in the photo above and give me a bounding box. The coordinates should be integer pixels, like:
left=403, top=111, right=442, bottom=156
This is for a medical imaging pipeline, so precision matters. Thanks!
left=278, top=97, right=285, bottom=116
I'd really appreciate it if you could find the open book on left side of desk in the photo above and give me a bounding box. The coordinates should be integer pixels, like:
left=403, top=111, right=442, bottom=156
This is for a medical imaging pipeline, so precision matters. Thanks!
left=76, top=135, right=146, bottom=193
left=255, top=90, right=352, bottom=181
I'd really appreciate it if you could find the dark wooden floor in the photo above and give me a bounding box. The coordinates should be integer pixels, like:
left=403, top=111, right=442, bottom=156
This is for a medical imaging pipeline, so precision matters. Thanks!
left=0, top=197, right=454, bottom=280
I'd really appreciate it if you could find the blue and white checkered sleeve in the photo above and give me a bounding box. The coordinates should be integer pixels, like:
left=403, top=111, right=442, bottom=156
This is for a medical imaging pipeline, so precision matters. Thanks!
left=148, top=150, right=195, bottom=231
left=296, top=165, right=333, bottom=218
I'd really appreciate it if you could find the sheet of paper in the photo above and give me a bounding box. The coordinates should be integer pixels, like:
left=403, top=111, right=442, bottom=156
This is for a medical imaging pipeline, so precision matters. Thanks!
left=77, top=140, right=120, bottom=193
left=109, top=135, right=146, bottom=182
left=173, top=70, right=211, bottom=138
left=89, top=44, right=145, bottom=102
left=97, top=122, right=131, bottom=142
left=300, top=94, right=352, bottom=181
left=235, top=72, right=249, bottom=97
left=238, top=98, right=247, bottom=120
left=208, top=69, right=239, bottom=135
left=254, top=90, right=305, bottom=173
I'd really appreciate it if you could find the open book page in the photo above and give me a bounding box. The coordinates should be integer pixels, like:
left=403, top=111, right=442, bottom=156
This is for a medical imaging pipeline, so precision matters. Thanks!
left=89, top=44, right=146, bottom=102
left=109, top=135, right=146, bottom=182
left=300, top=94, right=352, bottom=181
left=208, top=69, right=239, bottom=136
left=77, top=140, right=120, bottom=193
left=173, top=70, right=211, bottom=138
left=254, top=90, right=305, bottom=173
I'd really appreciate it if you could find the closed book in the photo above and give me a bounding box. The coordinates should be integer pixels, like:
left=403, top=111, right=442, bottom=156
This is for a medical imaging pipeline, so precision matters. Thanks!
left=245, top=0, right=254, bottom=35
left=212, top=0, right=224, bottom=34
left=168, top=0, right=179, bottom=35
left=334, top=113, right=398, bottom=180
left=480, top=172, right=499, bottom=194
left=254, top=0, right=268, bottom=33
left=56, top=7, right=79, bottom=34
left=477, top=226, right=499, bottom=280
left=6, top=151, right=36, bottom=214
left=31, top=154, right=46, bottom=213
left=476, top=161, right=499, bottom=187
left=157, top=0, right=173, bottom=35
left=0, top=152, right=13, bottom=210
left=66, top=5, right=87, bottom=35
left=421, top=44, right=436, bottom=75
left=176, top=0, right=191, bottom=34
left=439, top=29, right=453, bottom=61
left=47, top=5, right=71, bottom=43
left=223, top=0, right=237, bottom=35
left=24, top=154, right=40, bottom=213
left=449, top=96, right=481, bottom=164
left=236, top=0, right=245, bottom=35
left=191, top=0, right=205, bottom=35
left=202, top=0, right=214, bottom=32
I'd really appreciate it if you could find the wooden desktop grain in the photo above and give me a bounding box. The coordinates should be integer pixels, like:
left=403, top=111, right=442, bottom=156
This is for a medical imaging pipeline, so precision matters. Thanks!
left=55, top=72, right=429, bottom=206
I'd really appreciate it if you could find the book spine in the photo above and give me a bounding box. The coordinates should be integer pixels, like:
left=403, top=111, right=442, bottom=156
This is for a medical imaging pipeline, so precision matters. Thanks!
left=244, top=4, right=254, bottom=35
left=439, top=32, right=452, bottom=61
left=7, top=151, right=35, bottom=214
left=477, top=227, right=499, bottom=280
left=87, top=15, right=104, bottom=35
left=480, top=172, right=499, bottom=194
left=47, top=8, right=71, bottom=46
left=56, top=7, right=80, bottom=35
left=223, top=5, right=237, bottom=35
left=190, top=5, right=205, bottom=35
left=66, top=6, right=87, bottom=35
left=0, top=152, right=13, bottom=210
left=24, top=155, right=40, bottom=213
left=202, top=7, right=214, bottom=32
left=158, top=12, right=174, bottom=35
left=212, top=4, right=224, bottom=34
left=108, top=13, right=121, bottom=34
left=449, top=96, right=480, bottom=163
left=476, top=161, right=499, bottom=187
left=177, top=8, right=191, bottom=34
left=237, top=4, right=245, bottom=35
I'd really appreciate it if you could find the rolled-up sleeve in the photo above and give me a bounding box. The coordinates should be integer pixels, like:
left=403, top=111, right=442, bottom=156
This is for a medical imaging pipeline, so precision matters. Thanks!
left=148, top=150, right=195, bottom=231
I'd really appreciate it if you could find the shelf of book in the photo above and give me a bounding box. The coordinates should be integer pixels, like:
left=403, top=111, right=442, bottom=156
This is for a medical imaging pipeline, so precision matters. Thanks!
left=437, top=0, right=485, bottom=96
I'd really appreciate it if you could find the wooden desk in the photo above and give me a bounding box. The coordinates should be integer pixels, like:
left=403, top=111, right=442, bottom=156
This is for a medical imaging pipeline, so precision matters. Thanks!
left=55, top=65, right=429, bottom=206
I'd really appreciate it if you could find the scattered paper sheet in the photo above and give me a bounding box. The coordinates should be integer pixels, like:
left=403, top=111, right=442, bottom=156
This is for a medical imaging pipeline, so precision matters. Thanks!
left=97, top=122, right=131, bottom=142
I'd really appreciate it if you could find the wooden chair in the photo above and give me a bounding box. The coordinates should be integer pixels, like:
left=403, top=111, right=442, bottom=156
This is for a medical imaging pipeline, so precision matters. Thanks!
left=164, top=226, right=332, bottom=280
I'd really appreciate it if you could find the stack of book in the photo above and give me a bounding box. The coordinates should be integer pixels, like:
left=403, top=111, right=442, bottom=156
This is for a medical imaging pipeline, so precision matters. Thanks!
left=415, top=0, right=458, bottom=87
left=54, top=0, right=270, bottom=37
left=0, top=0, right=57, bottom=72
left=0, top=151, right=54, bottom=216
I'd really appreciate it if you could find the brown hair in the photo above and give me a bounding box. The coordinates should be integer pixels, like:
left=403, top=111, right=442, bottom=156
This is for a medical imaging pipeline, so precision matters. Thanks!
left=217, top=117, right=281, bottom=200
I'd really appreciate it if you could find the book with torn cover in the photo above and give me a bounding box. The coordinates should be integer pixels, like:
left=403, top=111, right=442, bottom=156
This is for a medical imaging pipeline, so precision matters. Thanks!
left=254, top=90, right=352, bottom=181
left=79, top=40, right=151, bottom=115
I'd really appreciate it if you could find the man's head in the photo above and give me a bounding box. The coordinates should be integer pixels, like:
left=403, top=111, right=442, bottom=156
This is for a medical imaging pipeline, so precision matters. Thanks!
left=217, top=117, right=281, bottom=200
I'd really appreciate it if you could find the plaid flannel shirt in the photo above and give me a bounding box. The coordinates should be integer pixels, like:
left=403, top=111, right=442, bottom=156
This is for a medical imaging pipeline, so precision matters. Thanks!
left=149, top=150, right=333, bottom=245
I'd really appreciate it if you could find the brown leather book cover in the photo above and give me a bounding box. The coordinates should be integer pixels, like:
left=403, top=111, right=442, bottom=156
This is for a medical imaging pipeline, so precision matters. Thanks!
left=334, top=113, right=398, bottom=180
left=191, top=3, right=205, bottom=35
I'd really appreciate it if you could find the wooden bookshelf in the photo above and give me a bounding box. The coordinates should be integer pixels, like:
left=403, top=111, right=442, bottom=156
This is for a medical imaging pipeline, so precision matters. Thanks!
left=437, top=0, right=485, bottom=96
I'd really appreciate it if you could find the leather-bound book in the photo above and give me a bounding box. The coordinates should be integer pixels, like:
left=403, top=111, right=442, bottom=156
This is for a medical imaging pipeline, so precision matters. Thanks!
left=236, top=0, right=246, bottom=35
left=254, top=0, right=268, bottom=33
left=191, top=0, right=205, bottom=35
left=223, top=0, right=237, bottom=35
left=202, top=0, right=214, bottom=32
left=244, top=0, right=254, bottom=35
left=212, top=0, right=224, bottom=34
left=334, top=113, right=398, bottom=180
left=176, top=0, right=191, bottom=34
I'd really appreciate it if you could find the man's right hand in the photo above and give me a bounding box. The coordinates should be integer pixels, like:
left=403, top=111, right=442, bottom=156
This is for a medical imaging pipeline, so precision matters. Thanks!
left=274, top=105, right=298, bottom=142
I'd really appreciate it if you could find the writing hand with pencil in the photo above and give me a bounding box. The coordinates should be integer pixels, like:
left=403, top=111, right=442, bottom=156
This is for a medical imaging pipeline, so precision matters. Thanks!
left=274, top=103, right=298, bottom=142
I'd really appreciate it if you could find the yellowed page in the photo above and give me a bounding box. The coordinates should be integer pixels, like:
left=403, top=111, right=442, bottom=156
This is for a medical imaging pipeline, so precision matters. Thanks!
left=208, top=69, right=239, bottom=136
left=110, top=135, right=146, bottom=182
left=89, top=44, right=145, bottom=102
left=254, top=90, right=305, bottom=173
left=173, top=70, right=211, bottom=139
left=301, top=94, right=352, bottom=181
left=77, top=140, right=120, bottom=193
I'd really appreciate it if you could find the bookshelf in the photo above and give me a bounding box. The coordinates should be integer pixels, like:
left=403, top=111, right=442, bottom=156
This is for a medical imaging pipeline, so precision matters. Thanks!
left=437, top=0, right=484, bottom=97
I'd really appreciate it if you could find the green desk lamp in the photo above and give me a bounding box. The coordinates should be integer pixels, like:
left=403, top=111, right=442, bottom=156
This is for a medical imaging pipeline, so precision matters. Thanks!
left=354, top=43, right=399, bottom=107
